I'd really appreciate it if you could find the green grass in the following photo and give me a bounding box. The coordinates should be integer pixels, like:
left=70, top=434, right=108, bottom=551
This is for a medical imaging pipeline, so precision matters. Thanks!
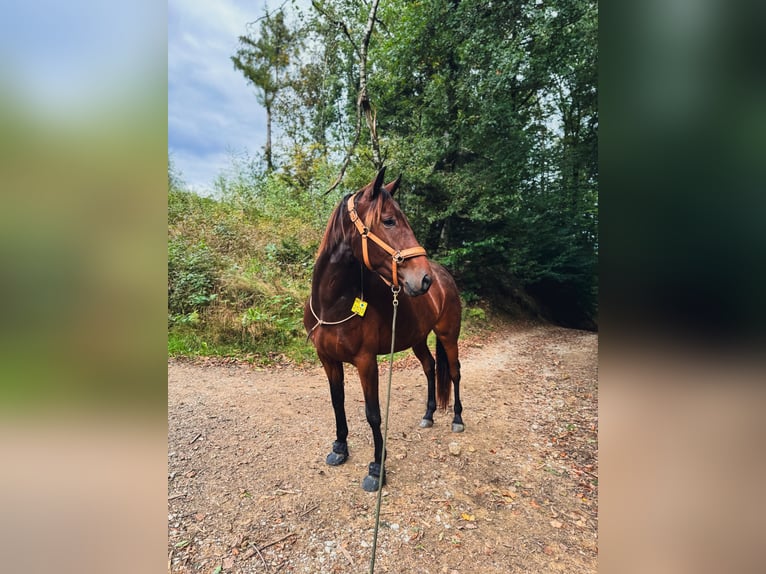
left=167, top=170, right=494, bottom=367
left=168, top=329, right=243, bottom=358
left=168, top=301, right=492, bottom=366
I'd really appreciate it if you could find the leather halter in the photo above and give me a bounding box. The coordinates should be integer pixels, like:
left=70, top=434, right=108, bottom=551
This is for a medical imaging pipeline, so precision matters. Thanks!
left=346, top=192, right=427, bottom=289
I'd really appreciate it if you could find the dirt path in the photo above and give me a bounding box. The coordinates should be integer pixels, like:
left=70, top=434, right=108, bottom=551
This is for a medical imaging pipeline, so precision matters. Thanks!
left=168, top=323, right=598, bottom=573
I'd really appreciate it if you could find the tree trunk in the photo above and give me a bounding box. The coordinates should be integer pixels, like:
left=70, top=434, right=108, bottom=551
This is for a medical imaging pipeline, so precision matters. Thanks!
left=358, top=0, right=382, bottom=169
left=265, top=104, right=273, bottom=171
left=323, top=0, right=381, bottom=193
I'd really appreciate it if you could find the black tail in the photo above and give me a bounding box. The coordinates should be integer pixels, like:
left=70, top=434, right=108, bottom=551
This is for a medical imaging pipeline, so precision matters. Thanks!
left=435, top=338, right=452, bottom=411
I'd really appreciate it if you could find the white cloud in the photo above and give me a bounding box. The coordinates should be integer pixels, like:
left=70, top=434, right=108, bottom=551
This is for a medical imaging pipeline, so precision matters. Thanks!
left=168, top=0, right=270, bottom=193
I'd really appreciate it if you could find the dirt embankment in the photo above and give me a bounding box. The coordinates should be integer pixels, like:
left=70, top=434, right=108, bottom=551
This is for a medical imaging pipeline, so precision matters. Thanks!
left=168, top=323, right=598, bottom=573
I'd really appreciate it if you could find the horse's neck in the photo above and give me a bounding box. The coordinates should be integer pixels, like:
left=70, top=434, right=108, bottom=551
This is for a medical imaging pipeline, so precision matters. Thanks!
left=311, top=249, right=362, bottom=309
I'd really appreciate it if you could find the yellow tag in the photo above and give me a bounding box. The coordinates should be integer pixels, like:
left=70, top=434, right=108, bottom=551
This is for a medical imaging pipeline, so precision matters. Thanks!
left=351, top=298, right=368, bottom=316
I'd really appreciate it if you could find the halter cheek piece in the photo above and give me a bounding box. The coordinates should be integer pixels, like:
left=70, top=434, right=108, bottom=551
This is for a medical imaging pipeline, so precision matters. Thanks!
left=347, top=192, right=427, bottom=289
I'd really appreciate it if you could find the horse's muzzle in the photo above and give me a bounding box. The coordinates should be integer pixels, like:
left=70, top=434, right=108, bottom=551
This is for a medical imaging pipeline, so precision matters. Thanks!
left=403, top=273, right=432, bottom=297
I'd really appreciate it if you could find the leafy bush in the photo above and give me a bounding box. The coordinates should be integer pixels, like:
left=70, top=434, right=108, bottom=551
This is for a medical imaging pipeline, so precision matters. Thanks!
left=240, top=294, right=304, bottom=346
left=168, top=239, right=220, bottom=316
left=265, top=237, right=316, bottom=267
left=168, top=158, right=330, bottom=363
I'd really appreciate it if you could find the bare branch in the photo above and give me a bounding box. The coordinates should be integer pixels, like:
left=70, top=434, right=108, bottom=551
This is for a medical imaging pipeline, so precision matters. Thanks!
left=311, top=0, right=359, bottom=57
left=358, top=0, right=382, bottom=168
left=244, top=0, right=291, bottom=32
left=324, top=111, right=362, bottom=195
left=323, top=0, right=382, bottom=194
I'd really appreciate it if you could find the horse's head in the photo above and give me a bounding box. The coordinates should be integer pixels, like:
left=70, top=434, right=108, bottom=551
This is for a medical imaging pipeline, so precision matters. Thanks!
left=348, top=168, right=433, bottom=297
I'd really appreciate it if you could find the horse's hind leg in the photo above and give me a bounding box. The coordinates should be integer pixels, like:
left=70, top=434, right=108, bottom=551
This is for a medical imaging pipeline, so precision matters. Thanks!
left=412, top=340, right=436, bottom=428
left=444, top=338, right=464, bottom=433
left=451, top=362, right=464, bottom=433
left=436, top=333, right=464, bottom=433
left=320, top=357, right=349, bottom=466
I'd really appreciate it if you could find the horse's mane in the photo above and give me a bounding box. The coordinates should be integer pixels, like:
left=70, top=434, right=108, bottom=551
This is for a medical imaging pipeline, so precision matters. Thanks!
left=316, top=194, right=350, bottom=259
left=315, top=189, right=387, bottom=259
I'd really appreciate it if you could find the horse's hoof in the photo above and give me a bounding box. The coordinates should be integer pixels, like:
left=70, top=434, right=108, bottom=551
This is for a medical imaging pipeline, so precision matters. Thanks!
left=419, top=418, right=434, bottom=428
left=452, top=423, right=465, bottom=433
left=326, top=441, right=349, bottom=466
left=326, top=451, right=347, bottom=465
left=362, top=474, right=381, bottom=492
left=361, top=462, right=385, bottom=492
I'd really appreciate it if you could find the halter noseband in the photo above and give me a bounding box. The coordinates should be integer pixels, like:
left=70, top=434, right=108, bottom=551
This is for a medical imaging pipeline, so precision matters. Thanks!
left=346, top=192, right=427, bottom=289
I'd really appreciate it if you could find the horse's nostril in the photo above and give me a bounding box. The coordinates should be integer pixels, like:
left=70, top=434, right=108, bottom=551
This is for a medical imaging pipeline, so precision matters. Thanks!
left=422, top=274, right=432, bottom=291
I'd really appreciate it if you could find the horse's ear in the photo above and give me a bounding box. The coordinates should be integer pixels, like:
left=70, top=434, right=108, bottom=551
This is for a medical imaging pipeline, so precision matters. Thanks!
left=386, top=174, right=402, bottom=196
left=371, top=166, right=387, bottom=198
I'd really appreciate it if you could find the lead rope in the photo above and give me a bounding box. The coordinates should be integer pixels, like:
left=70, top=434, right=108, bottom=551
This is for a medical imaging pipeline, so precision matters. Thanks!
left=369, top=285, right=400, bottom=574
left=307, top=264, right=367, bottom=340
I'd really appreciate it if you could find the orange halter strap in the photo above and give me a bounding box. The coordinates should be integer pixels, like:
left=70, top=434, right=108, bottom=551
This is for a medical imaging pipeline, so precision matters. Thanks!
left=346, top=193, right=427, bottom=289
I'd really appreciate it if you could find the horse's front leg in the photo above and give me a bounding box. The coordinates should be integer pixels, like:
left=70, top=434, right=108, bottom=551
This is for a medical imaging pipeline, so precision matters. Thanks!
left=320, top=357, right=349, bottom=466
left=357, top=355, right=386, bottom=492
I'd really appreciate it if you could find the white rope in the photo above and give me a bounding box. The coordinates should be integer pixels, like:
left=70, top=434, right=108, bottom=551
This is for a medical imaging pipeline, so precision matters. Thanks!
left=309, top=296, right=358, bottom=326
left=307, top=265, right=366, bottom=338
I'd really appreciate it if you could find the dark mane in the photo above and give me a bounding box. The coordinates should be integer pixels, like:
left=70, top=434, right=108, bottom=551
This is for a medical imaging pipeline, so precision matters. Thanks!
left=315, top=189, right=390, bottom=259
left=316, top=193, right=351, bottom=259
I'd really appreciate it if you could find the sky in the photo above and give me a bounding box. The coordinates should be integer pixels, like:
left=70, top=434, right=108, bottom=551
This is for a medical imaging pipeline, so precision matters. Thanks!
left=1, top=0, right=290, bottom=195
left=168, top=0, right=273, bottom=194
left=1, top=1, right=163, bottom=115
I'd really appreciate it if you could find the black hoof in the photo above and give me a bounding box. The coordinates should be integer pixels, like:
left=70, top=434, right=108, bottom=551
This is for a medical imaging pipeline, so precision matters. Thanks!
left=326, top=441, right=348, bottom=466
left=362, top=475, right=380, bottom=492
left=361, top=462, right=386, bottom=492
left=419, top=418, right=434, bottom=428
left=452, top=422, right=465, bottom=433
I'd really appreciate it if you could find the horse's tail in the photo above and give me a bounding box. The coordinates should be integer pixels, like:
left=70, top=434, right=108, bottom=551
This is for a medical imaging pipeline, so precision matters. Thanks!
left=435, top=337, right=452, bottom=411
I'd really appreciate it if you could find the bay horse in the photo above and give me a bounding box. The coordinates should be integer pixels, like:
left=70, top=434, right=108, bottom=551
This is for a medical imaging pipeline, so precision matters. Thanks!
left=304, top=167, right=464, bottom=492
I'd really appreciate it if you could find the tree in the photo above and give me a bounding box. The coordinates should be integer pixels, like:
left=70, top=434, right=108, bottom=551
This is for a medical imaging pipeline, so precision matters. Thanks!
left=232, top=9, right=298, bottom=171
left=309, top=0, right=384, bottom=192
left=368, top=0, right=598, bottom=326
left=230, top=0, right=599, bottom=327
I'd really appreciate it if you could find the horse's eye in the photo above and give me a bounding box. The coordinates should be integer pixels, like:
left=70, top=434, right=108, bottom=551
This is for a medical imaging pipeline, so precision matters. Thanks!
left=382, top=218, right=396, bottom=228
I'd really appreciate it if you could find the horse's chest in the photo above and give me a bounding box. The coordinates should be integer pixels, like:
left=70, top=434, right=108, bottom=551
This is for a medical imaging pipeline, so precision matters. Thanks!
left=312, top=325, right=367, bottom=361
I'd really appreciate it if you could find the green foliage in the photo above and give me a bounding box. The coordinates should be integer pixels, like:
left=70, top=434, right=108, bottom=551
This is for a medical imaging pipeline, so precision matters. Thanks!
left=167, top=156, right=331, bottom=363
left=167, top=239, right=220, bottom=316
left=170, top=0, right=599, bottom=364
left=265, top=237, right=315, bottom=267
left=465, top=307, right=486, bottom=322
left=240, top=294, right=304, bottom=346
left=232, top=8, right=301, bottom=169
left=361, top=0, right=598, bottom=327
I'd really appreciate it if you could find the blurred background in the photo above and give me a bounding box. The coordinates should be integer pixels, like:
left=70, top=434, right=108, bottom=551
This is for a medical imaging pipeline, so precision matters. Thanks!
left=0, top=1, right=166, bottom=573
left=0, top=0, right=764, bottom=572
left=601, top=1, right=766, bottom=573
